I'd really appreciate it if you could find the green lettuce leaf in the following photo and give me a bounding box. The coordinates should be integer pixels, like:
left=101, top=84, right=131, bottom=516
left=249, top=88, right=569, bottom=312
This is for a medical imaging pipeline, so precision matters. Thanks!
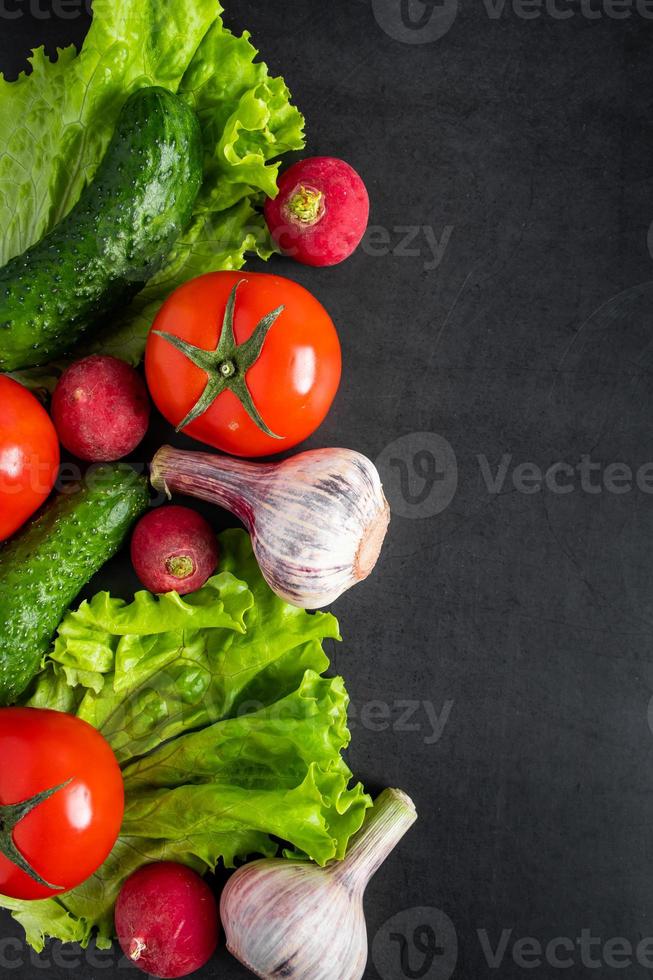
left=2, top=0, right=304, bottom=390
left=2, top=530, right=369, bottom=951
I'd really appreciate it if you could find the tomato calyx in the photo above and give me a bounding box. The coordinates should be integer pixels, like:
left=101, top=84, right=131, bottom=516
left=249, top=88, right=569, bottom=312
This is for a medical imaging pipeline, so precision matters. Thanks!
left=0, top=778, right=72, bottom=889
left=153, top=279, right=285, bottom=439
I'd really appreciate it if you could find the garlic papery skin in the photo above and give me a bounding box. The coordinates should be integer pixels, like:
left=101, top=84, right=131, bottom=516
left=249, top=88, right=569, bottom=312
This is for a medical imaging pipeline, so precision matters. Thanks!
left=222, top=859, right=368, bottom=980
left=150, top=445, right=390, bottom=609
left=220, top=788, right=417, bottom=980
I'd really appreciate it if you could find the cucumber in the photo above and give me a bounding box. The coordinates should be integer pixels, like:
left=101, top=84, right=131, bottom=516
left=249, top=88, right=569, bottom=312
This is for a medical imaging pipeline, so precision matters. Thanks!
left=0, top=87, right=203, bottom=371
left=0, top=464, right=149, bottom=705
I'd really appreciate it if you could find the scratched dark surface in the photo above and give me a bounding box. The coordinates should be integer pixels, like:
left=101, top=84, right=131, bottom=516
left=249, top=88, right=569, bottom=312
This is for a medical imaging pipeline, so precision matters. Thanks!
left=2, top=2, right=653, bottom=978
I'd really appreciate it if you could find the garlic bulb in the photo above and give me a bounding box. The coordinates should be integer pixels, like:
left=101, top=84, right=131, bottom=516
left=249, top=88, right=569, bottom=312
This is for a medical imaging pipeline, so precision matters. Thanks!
left=150, top=445, right=390, bottom=608
left=220, top=788, right=417, bottom=980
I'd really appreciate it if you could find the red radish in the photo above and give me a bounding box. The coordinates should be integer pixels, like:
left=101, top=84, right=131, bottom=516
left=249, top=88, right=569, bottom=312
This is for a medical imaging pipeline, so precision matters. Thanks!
left=51, top=355, right=150, bottom=462
left=264, top=156, right=369, bottom=267
left=130, top=505, right=219, bottom=595
left=115, top=862, right=219, bottom=978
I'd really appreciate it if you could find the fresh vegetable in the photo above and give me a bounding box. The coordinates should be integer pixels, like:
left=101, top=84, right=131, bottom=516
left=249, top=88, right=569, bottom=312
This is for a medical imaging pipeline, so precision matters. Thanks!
left=0, top=708, right=124, bottom=901
left=115, top=862, right=219, bottom=978
left=0, top=376, right=59, bottom=542
left=222, top=788, right=417, bottom=980
left=150, top=446, right=390, bottom=608
left=0, top=464, right=149, bottom=706
left=130, top=506, right=219, bottom=595
left=145, top=272, right=341, bottom=457
left=0, top=87, right=202, bottom=372
left=52, top=355, right=151, bottom=462
left=1, top=0, right=305, bottom=389
left=1, top=530, right=370, bottom=952
left=264, top=157, right=370, bottom=267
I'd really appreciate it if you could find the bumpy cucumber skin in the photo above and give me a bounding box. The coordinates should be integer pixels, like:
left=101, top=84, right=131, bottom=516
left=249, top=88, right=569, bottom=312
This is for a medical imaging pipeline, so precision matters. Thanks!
left=0, top=465, right=149, bottom=705
left=0, top=87, right=203, bottom=371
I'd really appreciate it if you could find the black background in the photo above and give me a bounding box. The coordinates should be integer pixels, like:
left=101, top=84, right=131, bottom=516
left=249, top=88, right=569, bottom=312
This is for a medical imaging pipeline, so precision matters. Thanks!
left=2, top=1, right=653, bottom=978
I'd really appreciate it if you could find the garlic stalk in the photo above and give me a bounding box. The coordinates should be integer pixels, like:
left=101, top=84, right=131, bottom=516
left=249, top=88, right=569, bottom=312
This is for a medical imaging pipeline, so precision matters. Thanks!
left=150, top=445, right=390, bottom=609
left=220, top=788, right=417, bottom=980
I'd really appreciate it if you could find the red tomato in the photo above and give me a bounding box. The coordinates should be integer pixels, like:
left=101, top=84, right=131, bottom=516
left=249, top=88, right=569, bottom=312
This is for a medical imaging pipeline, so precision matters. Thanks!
left=0, top=377, right=59, bottom=541
left=145, top=271, right=341, bottom=458
left=0, top=708, right=124, bottom=900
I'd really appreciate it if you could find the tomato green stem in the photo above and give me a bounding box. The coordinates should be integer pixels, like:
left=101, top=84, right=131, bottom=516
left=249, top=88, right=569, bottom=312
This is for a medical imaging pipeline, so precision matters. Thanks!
left=0, top=779, right=72, bottom=888
left=219, top=360, right=236, bottom=379
left=153, top=279, right=284, bottom=438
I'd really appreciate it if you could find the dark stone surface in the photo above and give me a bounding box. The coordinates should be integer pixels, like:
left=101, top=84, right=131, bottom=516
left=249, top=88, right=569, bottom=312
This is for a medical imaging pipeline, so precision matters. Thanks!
left=2, top=2, right=653, bottom=977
